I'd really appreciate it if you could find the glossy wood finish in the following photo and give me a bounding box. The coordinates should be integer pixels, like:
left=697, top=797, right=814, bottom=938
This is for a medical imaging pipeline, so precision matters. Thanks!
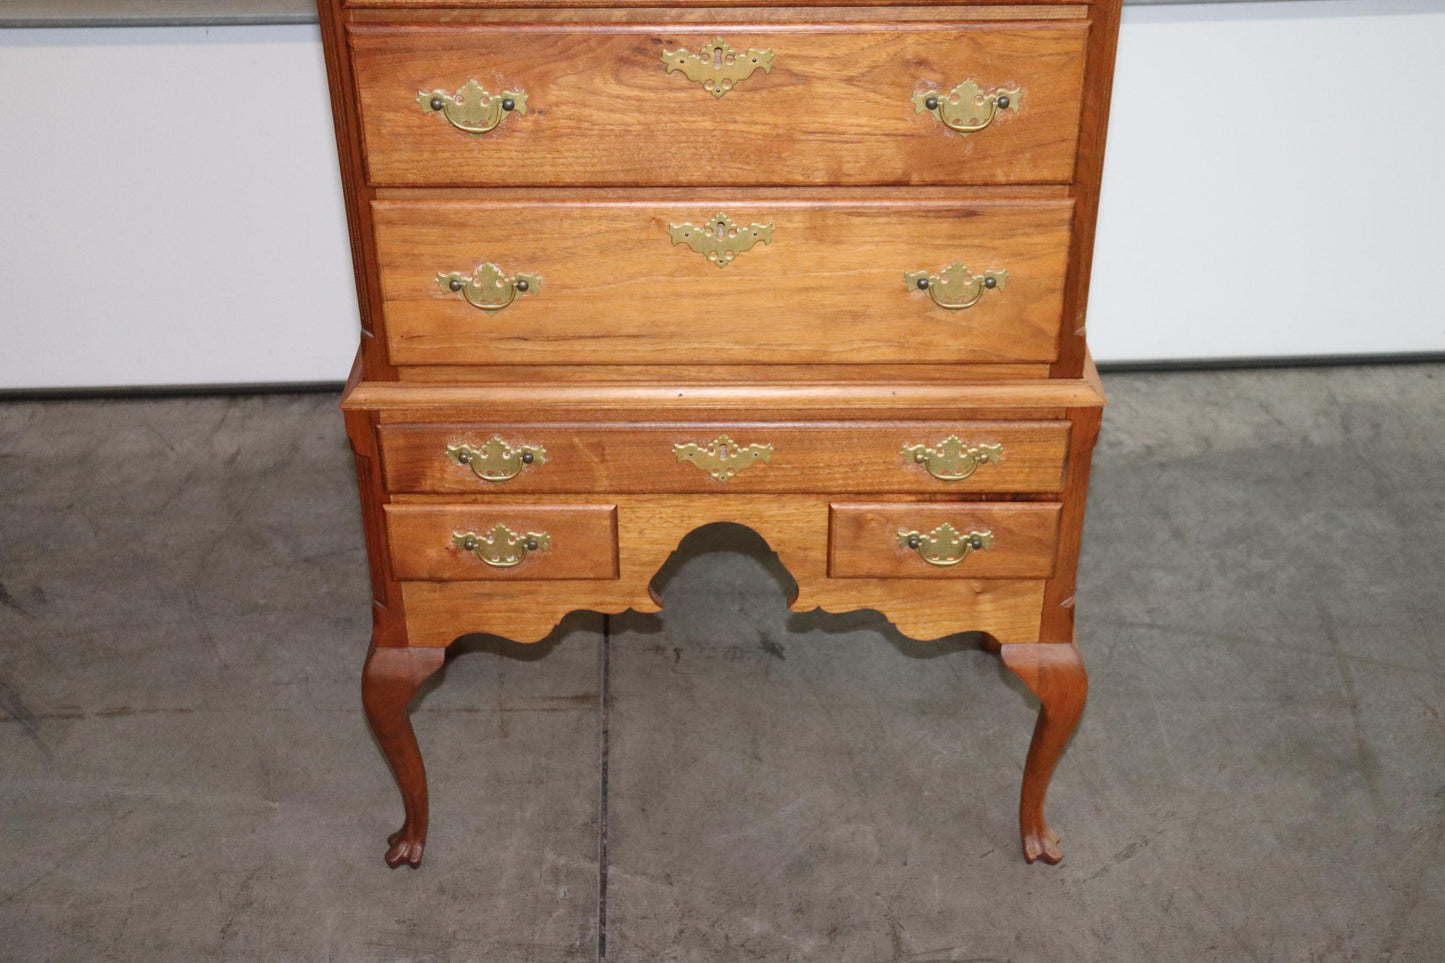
left=378, top=420, right=1071, bottom=494
left=361, top=644, right=446, bottom=867
left=389, top=493, right=1049, bottom=645
left=386, top=502, right=620, bottom=579
left=998, top=641, right=1087, bottom=864
left=374, top=197, right=1072, bottom=366
left=350, top=23, right=1089, bottom=187
left=828, top=501, right=1060, bottom=578
left=321, top=0, right=1119, bottom=868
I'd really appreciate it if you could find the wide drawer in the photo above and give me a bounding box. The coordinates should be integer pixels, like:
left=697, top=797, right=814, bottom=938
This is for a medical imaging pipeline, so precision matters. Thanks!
left=374, top=198, right=1073, bottom=366
left=379, top=421, right=1071, bottom=493
left=349, top=22, right=1089, bottom=187
left=829, top=502, right=1059, bottom=578
left=386, top=503, right=619, bottom=579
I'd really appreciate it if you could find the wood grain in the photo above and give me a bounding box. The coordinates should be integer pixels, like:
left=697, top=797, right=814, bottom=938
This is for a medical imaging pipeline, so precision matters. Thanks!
left=349, top=22, right=1089, bottom=187
left=998, top=641, right=1088, bottom=863
left=388, top=493, right=1047, bottom=645
left=373, top=197, right=1073, bottom=366
left=385, top=502, right=619, bottom=579
left=378, top=420, right=1071, bottom=494
left=828, top=501, right=1060, bottom=578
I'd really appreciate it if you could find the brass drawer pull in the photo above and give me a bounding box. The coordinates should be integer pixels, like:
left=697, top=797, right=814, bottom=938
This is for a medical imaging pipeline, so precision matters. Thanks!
left=446, top=437, right=546, bottom=483
left=898, top=524, right=994, bottom=567
left=912, top=80, right=1021, bottom=135
left=437, top=263, right=539, bottom=313
left=902, top=436, right=1003, bottom=481
left=905, top=262, right=1007, bottom=311
left=662, top=37, right=773, bottom=98
left=668, top=212, right=774, bottom=268
left=418, top=79, right=527, bottom=136
left=673, top=434, right=773, bottom=481
left=453, top=524, right=551, bottom=568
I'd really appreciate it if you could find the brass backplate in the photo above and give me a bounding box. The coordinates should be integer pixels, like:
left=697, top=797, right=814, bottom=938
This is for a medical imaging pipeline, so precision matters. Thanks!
left=912, top=79, right=1021, bottom=135
left=661, top=37, right=773, bottom=98
left=901, top=436, right=1004, bottom=481
left=446, top=437, right=547, bottom=483
left=418, top=79, right=527, bottom=136
left=453, top=524, right=551, bottom=568
left=897, top=524, right=994, bottom=567
left=667, top=212, right=774, bottom=268
left=673, top=434, right=773, bottom=482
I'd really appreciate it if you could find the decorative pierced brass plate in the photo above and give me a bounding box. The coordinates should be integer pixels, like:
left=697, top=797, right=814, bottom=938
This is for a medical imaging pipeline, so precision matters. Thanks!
left=667, top=212, right=774, bottom=268
left=912, top=79, right=1021, bottom=135
left=905, top=262, right=1007, bottom=310
left=673, top=434, right=773, bottom=482
left=418, top=79, right=527, bottom=136
left=897, top=524, right=994, bottom=567
left=446, top=437, right=547, bottom=483
left=437, top=263, right=539, bottom=312
left=452, top=524, right=551, bottom=568
left=902, top=437, right=1004, bottom=481
left=661, top=38, right=774, bottom=98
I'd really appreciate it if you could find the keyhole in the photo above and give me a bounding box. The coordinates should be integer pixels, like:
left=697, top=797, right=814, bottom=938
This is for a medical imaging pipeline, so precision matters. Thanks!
left=714, top=47, right=723, bottom=68
left=715, top=220, right=726, bottom=238
left=718, top=443, right=729, bottom=458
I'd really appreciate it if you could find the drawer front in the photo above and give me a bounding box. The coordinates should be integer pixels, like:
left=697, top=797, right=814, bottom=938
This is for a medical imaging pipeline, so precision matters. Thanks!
left=349, top=23, right=1089, bottom=187
left=386, top=503, right=618, bottom=579
left=374, top=199, right=1073, bottom=366
left=379, top=422, right=1071, bottom=494
left=829, top=502, right=1059, bottom=578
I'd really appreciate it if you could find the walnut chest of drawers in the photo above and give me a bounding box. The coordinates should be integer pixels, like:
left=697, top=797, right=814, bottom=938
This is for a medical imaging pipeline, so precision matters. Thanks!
left=319, top=0, right=1119, bottom=869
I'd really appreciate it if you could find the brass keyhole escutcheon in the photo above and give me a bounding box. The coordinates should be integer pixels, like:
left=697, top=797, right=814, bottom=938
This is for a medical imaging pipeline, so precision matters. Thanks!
left=673, top=434, right=773, bottom=482
left=667, top=212, right=774, bottom=268
left=661, top=38, right=774, bottom=98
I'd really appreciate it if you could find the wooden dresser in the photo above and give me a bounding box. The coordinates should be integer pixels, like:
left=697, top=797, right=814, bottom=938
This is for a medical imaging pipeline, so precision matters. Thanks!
left=319, top=0, right=1119, bottom=869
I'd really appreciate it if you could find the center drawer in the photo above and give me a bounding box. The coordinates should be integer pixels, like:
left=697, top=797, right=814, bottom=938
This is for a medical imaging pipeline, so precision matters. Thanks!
left=349, top=22, right=1089, bottom=187
left=378, top=421, right=1071, bottom=494
left=373, top=198, right=1074, bottom=366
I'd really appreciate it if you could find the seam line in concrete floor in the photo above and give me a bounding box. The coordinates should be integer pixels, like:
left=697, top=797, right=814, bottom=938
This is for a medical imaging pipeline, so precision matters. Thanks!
left=598, top=613, right=613, bottom=963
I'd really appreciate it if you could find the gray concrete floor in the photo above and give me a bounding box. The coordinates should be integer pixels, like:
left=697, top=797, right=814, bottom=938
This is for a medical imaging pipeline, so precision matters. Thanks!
left=1, top=365, right=1442, bottom=962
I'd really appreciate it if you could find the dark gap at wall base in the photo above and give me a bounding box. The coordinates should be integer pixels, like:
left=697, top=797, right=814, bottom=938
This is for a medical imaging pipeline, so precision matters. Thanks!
left=0, top=353, right=1441, bottom=402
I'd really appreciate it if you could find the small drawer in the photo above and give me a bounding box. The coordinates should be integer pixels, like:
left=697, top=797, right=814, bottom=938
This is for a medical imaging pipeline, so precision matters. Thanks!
left=349, top=22, right=1089, bottom=187
left=373, top=198, right=1073, bottom=367
left=379, top=422, right=1071, bottom=494
left=829, top=502, right=1060, bottom=579
left=386, top=503, right=618, bottom=580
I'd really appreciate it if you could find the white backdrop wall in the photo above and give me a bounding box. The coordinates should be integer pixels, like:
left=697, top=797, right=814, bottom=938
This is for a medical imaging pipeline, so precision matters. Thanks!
left=2, top=1, right=1443, bottom=389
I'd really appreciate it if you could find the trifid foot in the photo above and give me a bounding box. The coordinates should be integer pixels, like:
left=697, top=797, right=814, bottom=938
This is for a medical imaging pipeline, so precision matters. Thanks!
left=998, top=642, right=1087, bottom=865
left=362, top=645, right=447, bottom=869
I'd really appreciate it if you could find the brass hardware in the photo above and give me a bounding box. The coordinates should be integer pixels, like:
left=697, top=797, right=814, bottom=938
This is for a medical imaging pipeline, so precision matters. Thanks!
left=905, top=262, right=1007, bottom=310
left=897, top=523, right=994, bottom=567
left=902, top=437, right=1004, bottom=481
left=912, top=80, right=1021, bottom=135
left=452, top=524, right=551, bottom=568
left=446, top=437, right=547, bottom=483
left=673, top=434, right=773, bottom=482
left=662, top=37, right=773, bottom=98
left=437, top=263, right=539, bottom=312
left=668, top=212, right=774, bottom=268
left=418, top=79, right=527, bottom=136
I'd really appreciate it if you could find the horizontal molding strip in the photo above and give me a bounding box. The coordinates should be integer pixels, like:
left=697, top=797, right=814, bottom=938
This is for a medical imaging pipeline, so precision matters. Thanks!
left=0, top=0, right=1320, bottom=30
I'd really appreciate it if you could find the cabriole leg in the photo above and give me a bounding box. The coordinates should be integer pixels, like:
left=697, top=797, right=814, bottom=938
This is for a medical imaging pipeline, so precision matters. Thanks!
left=361, top=644, right=447, bottom=868
left=998, top=642, right=1088, bottom=865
